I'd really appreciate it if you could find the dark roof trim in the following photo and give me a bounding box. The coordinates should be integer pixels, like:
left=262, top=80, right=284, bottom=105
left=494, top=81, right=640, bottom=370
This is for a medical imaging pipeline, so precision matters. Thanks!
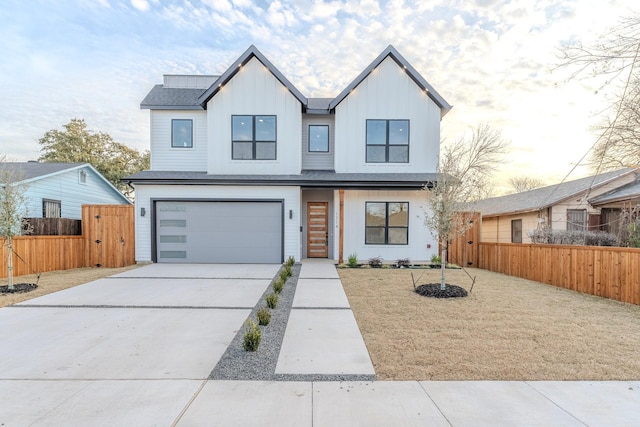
left=197, top=45, right=307, bottom=107
left=328, top=45, right=452, bottom=117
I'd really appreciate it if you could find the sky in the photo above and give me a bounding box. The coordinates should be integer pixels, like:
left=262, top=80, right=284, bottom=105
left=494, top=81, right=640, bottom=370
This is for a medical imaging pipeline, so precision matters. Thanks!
left=0, top=0, right=637, bottom=193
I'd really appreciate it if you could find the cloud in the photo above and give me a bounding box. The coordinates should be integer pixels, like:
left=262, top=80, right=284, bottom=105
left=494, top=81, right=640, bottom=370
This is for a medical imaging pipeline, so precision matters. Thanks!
left=131, top=0, right=150, bottom=12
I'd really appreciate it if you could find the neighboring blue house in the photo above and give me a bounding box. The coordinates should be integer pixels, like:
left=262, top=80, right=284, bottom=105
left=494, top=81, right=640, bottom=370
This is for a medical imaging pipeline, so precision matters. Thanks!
left=1, top=162, right=131, bottom=219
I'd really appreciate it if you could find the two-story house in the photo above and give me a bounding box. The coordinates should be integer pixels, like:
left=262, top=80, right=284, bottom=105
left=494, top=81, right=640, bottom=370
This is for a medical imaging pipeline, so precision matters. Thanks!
left=126, top=45, right=451, bottom=264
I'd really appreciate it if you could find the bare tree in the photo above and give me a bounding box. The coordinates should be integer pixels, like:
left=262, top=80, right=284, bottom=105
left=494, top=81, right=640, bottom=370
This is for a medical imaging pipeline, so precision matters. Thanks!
left=508, top=176, right=545, bottom=193
left=0, top=156, right=31, bottom=290
left=558, top=14, right=640, bottom=170
left=424, top=124, right=509, bottom=290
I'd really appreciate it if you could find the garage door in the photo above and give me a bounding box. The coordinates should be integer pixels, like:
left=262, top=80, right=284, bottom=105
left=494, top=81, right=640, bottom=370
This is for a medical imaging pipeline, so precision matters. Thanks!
left=155, top=201, right=283, bottom=263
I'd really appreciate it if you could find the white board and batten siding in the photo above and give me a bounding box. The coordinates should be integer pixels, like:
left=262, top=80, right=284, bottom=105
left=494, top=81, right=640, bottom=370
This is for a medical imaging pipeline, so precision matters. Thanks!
left=206, top=57, right=302, bottom=175
left=336, top=190, right=438, bottom=263
left=334, top=56, right=441, bottom=174
left=150, top=110, right=208, bottom=171
left=302, top=114, right=335, bottom=171
left=134, top=184, right=301, bottom=263
left=23, top=167, right=129, bottom=219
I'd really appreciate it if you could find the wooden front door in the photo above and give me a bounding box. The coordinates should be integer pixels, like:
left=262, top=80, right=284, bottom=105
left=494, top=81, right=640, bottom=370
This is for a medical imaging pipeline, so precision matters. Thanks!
left=307, top=202, right=329, bottom=258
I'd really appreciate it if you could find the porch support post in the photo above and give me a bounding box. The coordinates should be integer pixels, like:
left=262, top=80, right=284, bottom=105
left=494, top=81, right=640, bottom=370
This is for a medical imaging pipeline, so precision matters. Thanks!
left=339, top=189, right=345, bottom=264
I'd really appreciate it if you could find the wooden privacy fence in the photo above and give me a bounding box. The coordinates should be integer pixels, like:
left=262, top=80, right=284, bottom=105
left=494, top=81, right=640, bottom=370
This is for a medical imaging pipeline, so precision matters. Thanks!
left=478, top=243, right=640, bottom=305
left=24, top=218, right=82, bottom=235
left=0, top=205, right=134, bottom=278
left=447, top=212, right=481, bottom=268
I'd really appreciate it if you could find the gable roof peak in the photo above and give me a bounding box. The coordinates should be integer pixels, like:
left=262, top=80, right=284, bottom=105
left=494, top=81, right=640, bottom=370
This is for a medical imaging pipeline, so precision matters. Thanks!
left=197, top=45, right=307, bottom=107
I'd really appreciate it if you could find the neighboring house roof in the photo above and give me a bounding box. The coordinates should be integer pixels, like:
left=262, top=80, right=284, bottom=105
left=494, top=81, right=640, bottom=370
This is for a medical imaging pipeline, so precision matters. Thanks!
left=1, top=162, right=131, bottom=204
left=328, top=45, right=452, bottom=117
left=474, top=169, right=635, bottom=217
left=140, top=86, right=206, bottom=110
left=197, top=45, right=307, bottom=108
left=589, top=177, right=640, bottom=206
left=124, top=170, right=436, bottom=190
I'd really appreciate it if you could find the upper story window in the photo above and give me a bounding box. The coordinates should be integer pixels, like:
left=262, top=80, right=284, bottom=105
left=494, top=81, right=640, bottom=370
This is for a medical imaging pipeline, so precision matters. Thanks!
left=43, top=199, right=61, bottom=218
left=309, top=125, right=329, bottom=152
left=78, top=169, right=87, bottom=184
left=232, top=115, right=276, bottom=160
left=365, top=202, right=409, bottom=245
left=172, top=119, right=193, bottom=148
left=366, top=119, right=409, bottom=163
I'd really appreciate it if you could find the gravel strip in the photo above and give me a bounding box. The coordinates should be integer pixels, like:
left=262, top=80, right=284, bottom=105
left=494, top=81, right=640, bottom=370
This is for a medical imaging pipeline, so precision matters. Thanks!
left=210, top=264, right=376, bottom=382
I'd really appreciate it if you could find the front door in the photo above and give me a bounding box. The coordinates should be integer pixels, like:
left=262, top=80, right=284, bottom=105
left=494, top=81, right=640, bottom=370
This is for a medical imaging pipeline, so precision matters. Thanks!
left=307, top=201, right=328, bottom=258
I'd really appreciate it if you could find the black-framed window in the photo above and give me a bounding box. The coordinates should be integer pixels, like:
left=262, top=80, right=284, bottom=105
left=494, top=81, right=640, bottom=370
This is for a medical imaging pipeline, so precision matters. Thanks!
left=567, top=209, right=586, bottom=231
left=309, top=125, right=329, bottom=152
left=366, top=119, right=409, bottom=163
left=232, top=115, right=276, bottom=160
left=43, top=199, right=61, bottom=218
left=511, top=219, right=522, bottom=243
left=365, top=202, right=409, bottom=245
left=171, top=119, right=193, bottom=148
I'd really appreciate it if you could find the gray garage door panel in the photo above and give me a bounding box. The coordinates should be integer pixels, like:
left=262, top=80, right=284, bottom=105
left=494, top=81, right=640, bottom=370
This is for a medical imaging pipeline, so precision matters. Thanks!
left=156, top=201, right=282, bottom=263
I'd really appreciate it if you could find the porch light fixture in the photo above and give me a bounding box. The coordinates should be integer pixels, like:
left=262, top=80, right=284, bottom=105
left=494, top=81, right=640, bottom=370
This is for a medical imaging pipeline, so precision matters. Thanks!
left=289, top=209, right=293, bottom=219
left=140, top=207, right=146, bottom=217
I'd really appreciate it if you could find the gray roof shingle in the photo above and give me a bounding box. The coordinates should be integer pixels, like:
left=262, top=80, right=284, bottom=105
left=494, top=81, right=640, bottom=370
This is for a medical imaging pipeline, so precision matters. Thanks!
left=589, top=177, right=640, bottom=205
left=474, top=169, right=635, bottom=216
left=0, top=162, right=87, bottom=183
left=140, top=85, right=206, bottom=110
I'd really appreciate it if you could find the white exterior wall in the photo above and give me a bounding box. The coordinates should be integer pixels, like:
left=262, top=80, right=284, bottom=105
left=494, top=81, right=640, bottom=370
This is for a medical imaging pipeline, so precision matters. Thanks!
left=334, top=57, right=441, bottom=174
left=23, top=167, right=129, bottom=219
left=134, top=184, right=300, bottom=263
left=335, top=189, right=438, bottom=263
left=149, top=110, right=208, bottom=171
left=207, top=58, right=302, bottom=175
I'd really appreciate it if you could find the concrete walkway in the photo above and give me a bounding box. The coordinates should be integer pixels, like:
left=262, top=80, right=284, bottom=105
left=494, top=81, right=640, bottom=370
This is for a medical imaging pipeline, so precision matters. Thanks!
left=1, top=261, right=639, bottom=426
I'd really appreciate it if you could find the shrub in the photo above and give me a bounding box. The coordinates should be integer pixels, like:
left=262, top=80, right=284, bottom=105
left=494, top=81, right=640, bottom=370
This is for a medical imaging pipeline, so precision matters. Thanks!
left=272, top=278, right=284, bottom=294
left=242, top=319, right=261, bottom=352
left=286, top=256, right=295, bottom=267
left=430, top=254, right=442, bottom=265
left=396, top=258, right=411, bottom=267
left=256, top=306, right=271, bottom=326
left=528, top=226, right=620, bottom=246
left=280, top=267, right=291, bottom=282
left=266, top=293, right=279, bottom=309
left=347, top=253, right=359, bottom=268
left=368, top=256, right=383, bottom=268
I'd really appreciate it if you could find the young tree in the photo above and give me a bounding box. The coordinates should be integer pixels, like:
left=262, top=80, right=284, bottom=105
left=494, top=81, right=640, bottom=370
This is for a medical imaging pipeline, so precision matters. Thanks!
left=424, top=124, right=508, bottom=290
left=558, top=14, right=640, bottom=170
left=508, top=176, right=545, bottom=193
left=0, top=157, right=31, bottom=290
left=38, top=119, right=150, bottom=197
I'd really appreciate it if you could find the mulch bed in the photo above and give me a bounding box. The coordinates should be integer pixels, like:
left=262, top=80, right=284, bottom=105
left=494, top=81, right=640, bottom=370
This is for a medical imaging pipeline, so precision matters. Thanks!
left=0, top=283, right=38, bottom=294
left=415, top=283, right=468, bottom=298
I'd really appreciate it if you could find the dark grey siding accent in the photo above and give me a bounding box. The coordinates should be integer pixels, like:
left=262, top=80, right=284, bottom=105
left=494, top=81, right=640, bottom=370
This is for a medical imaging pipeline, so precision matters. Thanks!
left=302, top=114, right=335, bottom=171
left=155, top=201, right=282, bottom=263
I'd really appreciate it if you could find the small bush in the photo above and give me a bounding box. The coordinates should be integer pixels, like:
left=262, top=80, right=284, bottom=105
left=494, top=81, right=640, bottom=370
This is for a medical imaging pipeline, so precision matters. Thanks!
left=347, top=253, right=358, bottom=268
left=286, top=256, right=295, bottom=267
left=266, top=293, right=279, bottom=309
left=396, top=258, right=411, bottom=267
left=368, top=256, right=383, bottom=268
left=529, top=226, right=620, bottom=246
left=280, top=268, right=291, bottom=282
left=256, top=307, right=271, bottom=326
left=430, top=254, right=442, bottom=265
left=242, top=319, right=261, bottom=352
left=272, top=278, right=284, bottom=294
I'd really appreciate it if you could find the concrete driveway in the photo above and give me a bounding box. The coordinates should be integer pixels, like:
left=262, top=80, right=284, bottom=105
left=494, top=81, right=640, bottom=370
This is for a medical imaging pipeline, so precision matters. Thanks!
left=0, top=263, right=280, bottom=425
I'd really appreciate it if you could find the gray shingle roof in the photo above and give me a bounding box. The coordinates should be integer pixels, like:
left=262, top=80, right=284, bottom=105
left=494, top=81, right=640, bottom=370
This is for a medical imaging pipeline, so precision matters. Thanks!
left=0, top=162, right=87, bottom=183
left=123, top=170, right=436, bottom=189
left=474, top=169, right=635, bottom=216
left=140, top=85, right=206, bottom=110
left=589, top=177, right=640, bottom=205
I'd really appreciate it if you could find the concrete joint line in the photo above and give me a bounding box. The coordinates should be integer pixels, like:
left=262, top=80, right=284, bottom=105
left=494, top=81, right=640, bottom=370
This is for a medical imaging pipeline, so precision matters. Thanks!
left=417, top=381, right=454, bottom=427
left=524, top=381, right=589, bottom=426
left=170, top=379, right=209, bottom=427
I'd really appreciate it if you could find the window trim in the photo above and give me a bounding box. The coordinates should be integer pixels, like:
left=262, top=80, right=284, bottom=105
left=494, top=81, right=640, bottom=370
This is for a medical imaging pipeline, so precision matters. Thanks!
left=232, top=115, right=277, bottom=160
left=78, top=169, right=87, bottom=185
left=42, top=198, right=61, bottom=218
left=365, top=119, right=410, bottom=163
left=365, top=201, right=409, bottom=245
left=308, top=124, right=330, bottom=153
left=171, top=119, right=193, bottom=148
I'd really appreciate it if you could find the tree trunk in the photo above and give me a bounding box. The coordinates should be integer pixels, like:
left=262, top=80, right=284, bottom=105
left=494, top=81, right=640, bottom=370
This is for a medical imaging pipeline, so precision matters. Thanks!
left=440, top=243, right=446, bottom=291
left=7, top=237, right=14, bottom=290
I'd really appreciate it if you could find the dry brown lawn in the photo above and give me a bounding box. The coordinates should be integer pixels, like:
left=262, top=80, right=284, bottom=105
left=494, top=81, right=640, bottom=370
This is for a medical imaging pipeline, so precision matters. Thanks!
left=0, top=265, right=142, bottom=308
left=339, top=267, right=640, bottom=381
